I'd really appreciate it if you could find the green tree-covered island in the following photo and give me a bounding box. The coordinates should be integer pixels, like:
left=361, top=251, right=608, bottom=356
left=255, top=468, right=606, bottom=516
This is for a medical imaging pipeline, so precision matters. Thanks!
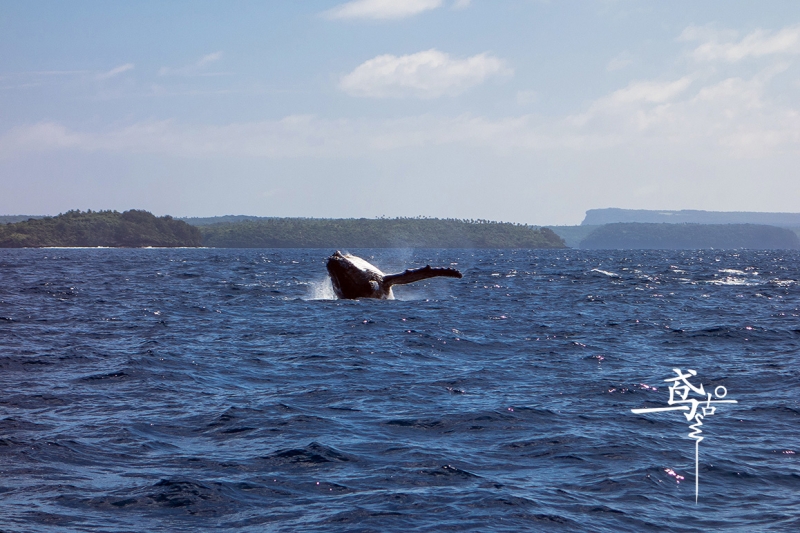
left=0, top=210, right=203, bottom=247
left=0, top=210, right=566, bottom=249
left=197, top=217, right=565, bottom=248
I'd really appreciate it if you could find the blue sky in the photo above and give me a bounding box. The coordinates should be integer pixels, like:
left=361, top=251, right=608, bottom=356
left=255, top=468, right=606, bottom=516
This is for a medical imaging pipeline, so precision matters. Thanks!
left=2, top=0, right=800, bottom=224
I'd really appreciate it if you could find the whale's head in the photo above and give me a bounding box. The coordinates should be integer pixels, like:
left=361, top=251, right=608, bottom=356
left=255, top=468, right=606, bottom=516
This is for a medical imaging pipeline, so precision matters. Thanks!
left=326, top=251, right=387, bottom=299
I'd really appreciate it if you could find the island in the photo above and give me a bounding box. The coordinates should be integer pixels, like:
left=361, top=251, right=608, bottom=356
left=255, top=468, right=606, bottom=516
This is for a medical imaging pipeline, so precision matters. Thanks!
left=0, top=210, right=203, bottom=247
left=582, top=208, right=800, bottom=227
left=196, top=217, right=566, bottom=249
left=578, top=222, right=800, bottom=250
left=0, top=212, right=566, bottom=249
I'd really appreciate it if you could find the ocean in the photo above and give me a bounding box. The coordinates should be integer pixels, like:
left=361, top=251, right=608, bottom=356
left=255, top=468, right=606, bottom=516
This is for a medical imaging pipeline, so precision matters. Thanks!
left=1, top=248, right=798, bottom=532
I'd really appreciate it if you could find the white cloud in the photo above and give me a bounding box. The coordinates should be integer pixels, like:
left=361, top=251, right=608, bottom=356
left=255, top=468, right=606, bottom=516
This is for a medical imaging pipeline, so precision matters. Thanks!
left=516, top=90, right=538, bottom=105
left=564, top=67, right=800, bottom=158
left=4, top=75, right=796, bottom=161
left=324, top=0, right=442, bottom=20
left=452, top=0, right=470, bottom=10
left=159, top=52, right=224, bottom=76
left=0, top=122, right=84, bottom=156
left=0, top=70, right=90, bottom=89
left=606, top=77, right=693, bottom=105
left=606, top=52, right=633, bottom=72
left=681, top=24, right=800, bottom=62
left=96, top=63, right=134, bottom=80
left=197, top=51, right=223, bottom=66
left=0, top=115, right=550, bottom=160
left=568, top=76, right=693, bottom=129
left=12, top=70, right=91, bottom=78
left=4, top=66, right=800, bottom=162
left=340, top=49, right=511, bottom=98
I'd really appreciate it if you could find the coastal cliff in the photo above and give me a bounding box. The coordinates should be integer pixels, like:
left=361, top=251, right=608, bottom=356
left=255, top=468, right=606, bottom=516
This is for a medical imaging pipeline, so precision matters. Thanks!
left=579, top=223, right=800, bottom=250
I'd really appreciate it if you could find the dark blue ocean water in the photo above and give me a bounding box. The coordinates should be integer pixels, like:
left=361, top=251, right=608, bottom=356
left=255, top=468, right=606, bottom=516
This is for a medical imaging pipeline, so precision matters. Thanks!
left=1, top=248, right=799, bottom=532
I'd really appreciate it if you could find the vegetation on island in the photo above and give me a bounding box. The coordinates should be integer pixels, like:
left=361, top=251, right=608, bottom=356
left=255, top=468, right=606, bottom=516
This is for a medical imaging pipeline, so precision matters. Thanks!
left=198, top=217, right=566, bottom=249
left=0, top=212, right=565, bottom=249
left=6, top=211, right=800, bottom=250
left=0, top=210, right=202, bottom=248
left=179, top=215, right=267, bottom=226
left=0, top=215, right=45, bottom=225
left=579, top=223, right=800, bottom=250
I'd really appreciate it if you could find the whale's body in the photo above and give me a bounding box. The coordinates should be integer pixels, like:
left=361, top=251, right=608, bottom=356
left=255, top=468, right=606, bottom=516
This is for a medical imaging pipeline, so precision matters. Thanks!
left=326, top=251, right=463, bottom=299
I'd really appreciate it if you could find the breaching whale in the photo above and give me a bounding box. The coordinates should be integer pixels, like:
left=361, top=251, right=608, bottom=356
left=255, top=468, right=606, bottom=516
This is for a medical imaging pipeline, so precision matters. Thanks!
left=326, top=251, right=463, bottom=300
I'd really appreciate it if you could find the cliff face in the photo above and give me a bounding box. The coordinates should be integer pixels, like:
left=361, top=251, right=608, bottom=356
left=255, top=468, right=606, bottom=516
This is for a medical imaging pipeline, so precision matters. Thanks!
left=582, top=208, right=800, bottom=227
left=579, top=223, right=800, bottom=250
left=0, top=210, right=202, bottom=247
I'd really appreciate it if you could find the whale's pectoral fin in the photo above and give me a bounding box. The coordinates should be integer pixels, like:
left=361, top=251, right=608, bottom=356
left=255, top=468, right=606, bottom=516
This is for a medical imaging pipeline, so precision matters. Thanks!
left=383, top=265, right=463, bottom=287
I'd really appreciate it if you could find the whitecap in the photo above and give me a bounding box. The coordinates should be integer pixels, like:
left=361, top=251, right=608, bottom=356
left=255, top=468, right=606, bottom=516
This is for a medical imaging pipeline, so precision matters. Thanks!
left=591, top=269, right=620, bottom=278
left=705, top=276, right=762, bottom=286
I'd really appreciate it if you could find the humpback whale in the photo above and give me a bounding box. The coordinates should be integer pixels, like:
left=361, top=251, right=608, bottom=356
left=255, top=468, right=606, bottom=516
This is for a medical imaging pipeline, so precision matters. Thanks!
left=326, top=251, right=463, bottom=300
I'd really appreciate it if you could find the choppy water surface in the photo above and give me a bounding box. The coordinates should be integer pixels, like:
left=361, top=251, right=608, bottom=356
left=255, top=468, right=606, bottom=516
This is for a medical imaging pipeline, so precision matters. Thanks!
left=1, top=248, right=799, bottom=532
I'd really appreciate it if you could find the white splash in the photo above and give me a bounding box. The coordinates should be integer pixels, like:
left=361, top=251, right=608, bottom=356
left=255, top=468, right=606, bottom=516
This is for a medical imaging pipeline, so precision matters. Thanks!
left=306, top=277, right=336, bottom=300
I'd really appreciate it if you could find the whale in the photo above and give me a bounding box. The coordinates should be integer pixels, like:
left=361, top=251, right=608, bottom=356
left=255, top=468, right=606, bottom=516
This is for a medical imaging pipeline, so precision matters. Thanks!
left=326, top=251, right=463, bottom=299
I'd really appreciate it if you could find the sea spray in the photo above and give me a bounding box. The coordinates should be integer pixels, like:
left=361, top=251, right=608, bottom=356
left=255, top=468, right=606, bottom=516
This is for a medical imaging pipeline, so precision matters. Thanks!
left=306, top=277, right=336, bottom=300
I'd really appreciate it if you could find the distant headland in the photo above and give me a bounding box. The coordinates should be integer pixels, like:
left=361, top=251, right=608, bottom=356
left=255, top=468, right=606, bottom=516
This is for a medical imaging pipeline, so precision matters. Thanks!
left=0, top=211, right=566, bottom=249
left=546, top=208, right=800, bottom=249
left=579, top=223, right=800, bottom=250
left=582, top=208, right=800, bottom=227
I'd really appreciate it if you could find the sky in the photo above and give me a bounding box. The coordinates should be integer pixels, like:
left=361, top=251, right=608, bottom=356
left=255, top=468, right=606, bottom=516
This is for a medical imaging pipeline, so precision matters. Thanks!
left=2, top=0, right=800, bottom=225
